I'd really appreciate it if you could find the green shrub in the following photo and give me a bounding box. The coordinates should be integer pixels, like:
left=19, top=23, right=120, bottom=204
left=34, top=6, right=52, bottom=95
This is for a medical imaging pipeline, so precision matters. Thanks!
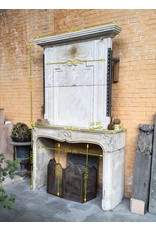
left=11, top=122, right=31, bottom=142
left=0, top=153, right=20, bottom=209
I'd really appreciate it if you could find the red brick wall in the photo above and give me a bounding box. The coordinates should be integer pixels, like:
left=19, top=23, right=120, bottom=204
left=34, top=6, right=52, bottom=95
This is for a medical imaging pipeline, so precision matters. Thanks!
left=0, top=9, right=156, bottom=196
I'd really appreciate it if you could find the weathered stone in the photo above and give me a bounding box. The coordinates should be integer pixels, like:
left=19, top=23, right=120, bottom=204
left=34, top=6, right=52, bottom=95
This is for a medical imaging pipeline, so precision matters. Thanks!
left=131, top=124, right=154, bottom=214
left=33, top=24, right=122, bottom=130
left=32, top=127, right=126, bottom=211
left=0, top=108, right=4, bottom=125
left=137, top=124, right=154, bottom=154
left=132, top=151, right=151, bottom=201
left=32, top=24, right=125, bottom=211
left=33, top=24, right=122, bottom=47
left=36, top=118, right=50, bottom=126
left=0, top=123, right=13, bottom=166
left=149, top=113, right=156, bottom=214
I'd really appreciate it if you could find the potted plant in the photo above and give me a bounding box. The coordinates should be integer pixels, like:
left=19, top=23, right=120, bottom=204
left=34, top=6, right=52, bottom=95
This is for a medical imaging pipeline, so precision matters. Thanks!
left=10, top=122, right=31, bottom=175
left=0, top=153, right=20, bottom=209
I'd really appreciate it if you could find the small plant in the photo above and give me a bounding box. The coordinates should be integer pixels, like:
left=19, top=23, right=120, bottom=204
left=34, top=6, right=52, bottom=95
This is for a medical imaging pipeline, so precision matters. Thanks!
left=11, top=122, right=31, bottom=142
left=0, top=153, right=20, bottom=209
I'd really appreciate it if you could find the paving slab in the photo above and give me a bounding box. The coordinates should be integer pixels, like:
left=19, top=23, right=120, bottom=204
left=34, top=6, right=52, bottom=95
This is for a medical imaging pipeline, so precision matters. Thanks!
left=0, top=178, right=156, bottom=222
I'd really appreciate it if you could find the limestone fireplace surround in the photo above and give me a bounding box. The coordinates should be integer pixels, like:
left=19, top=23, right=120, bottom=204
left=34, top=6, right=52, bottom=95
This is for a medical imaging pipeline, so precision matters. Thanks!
left=32, top=126, right=125, bottom=210
left=32, top=24, right=126, bottom=211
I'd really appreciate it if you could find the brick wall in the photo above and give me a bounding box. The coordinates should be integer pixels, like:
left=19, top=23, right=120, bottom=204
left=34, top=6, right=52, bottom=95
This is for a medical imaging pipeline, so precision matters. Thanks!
left=0, top=9, right=156, bottom=196
left=0, top=9, right=55, bottom=123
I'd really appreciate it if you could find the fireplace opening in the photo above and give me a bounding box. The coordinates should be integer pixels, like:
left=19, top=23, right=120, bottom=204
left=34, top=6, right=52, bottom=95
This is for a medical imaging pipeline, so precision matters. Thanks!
left=64, top=153, right=99, bottom=203
left=47, top=152, right=99, bottom=203
left=36, top=138, right=102, bottom=203
left=33, top=129, right=125, bottom=210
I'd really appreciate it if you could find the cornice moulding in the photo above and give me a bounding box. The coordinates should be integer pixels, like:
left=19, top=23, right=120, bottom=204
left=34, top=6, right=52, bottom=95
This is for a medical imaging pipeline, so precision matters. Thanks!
left=33, top=24, right=122, bottom=47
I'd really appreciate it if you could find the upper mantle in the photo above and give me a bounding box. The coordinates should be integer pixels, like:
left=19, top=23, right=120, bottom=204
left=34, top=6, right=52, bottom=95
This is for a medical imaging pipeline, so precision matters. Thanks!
left=33, top=24, right=122, bottom=47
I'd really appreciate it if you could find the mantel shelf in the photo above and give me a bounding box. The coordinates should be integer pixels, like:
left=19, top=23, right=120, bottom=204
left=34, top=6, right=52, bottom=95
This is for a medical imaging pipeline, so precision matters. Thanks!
left=35, top=124, right=126, bottom=135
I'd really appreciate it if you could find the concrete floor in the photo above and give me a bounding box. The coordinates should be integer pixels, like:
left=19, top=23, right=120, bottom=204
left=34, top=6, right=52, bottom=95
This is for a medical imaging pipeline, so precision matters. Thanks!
left=0, top=177, right=156, bottom=222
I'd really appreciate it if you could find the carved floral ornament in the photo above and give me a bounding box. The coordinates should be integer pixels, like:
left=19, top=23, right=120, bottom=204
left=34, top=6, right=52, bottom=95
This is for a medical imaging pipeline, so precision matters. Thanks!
left=101, top=134, right=114, bottom=145
left=46, top=58, right=105, bottom=67
left=58, top=130, right=72, bottom=140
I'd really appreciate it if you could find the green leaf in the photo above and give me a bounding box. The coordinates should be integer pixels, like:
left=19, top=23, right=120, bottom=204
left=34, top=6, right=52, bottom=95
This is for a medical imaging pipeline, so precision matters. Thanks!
left=9, top=193, right=16, bottom=202
left=0, top=153, right=4, bottom=164
left=0, top=153, right=19, bottom=210
left=2, top=171, right=7, bottom=177
left=7, top=200, right=14, bottom=210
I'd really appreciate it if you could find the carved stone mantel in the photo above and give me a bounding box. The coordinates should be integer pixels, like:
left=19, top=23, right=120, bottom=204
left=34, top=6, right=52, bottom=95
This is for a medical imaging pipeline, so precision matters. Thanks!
left=32, top=24, right=125, bottom=211
left=32, top=126, right=126, bottom=211
left=33, top=126, right=125, bottom=152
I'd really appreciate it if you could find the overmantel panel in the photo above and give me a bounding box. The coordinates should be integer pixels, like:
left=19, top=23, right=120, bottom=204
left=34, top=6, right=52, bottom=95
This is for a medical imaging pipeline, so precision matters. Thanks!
left=44, top=38, right=111, bottom=129
left=34, top=24, right=122, bottom=129
left=44, top=39, right=108, bottom=87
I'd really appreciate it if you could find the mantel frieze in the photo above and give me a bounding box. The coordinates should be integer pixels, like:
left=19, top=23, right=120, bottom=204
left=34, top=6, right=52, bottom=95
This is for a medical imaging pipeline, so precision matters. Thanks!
left=33, top=127, right=126, bottom=152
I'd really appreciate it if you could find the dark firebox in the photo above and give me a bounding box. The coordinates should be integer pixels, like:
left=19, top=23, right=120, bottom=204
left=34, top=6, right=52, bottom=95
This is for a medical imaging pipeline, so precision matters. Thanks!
left=47, top=153, right=99, bottom=203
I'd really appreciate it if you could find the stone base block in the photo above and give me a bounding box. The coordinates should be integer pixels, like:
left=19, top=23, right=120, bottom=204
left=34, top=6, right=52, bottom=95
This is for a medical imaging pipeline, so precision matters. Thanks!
left=130, top=198, right=145, bottom=215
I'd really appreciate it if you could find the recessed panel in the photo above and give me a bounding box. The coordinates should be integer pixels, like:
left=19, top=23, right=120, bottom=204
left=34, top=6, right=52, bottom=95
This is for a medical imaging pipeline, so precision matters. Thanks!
left=55, top=86, right=93, bottom=127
